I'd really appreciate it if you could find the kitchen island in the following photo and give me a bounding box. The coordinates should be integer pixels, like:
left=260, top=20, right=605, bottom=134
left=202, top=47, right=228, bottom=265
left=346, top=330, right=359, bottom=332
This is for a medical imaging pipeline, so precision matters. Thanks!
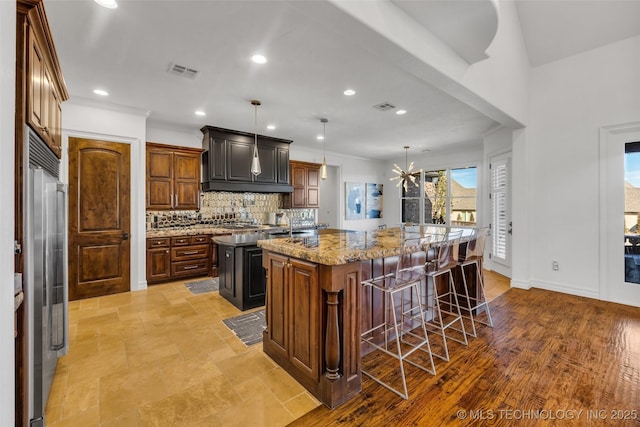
left=257, top=226, right=476, bottom=408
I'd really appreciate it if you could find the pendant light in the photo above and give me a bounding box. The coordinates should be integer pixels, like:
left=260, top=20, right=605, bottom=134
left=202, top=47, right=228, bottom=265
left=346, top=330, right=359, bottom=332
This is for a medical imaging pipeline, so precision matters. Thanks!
left=390, top=146, right=419, bottom=192
left=320, top=118, right=328, bottom=180
left=250, top=99, right=262, bottom=176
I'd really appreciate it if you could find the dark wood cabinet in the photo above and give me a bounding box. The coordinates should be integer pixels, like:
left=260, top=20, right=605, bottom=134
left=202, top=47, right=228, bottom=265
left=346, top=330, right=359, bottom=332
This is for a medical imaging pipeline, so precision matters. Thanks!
left=201, top=126, right=293, bottom=193
left=264, top=252, right=320, bottom=387
left=146, top=143, right=202, bottom=210
left=146, top=238, right=171, bottom=282
left=146, top=235, right=210, bottom=284
left=26, top=18, right=66, bottom=158
left=218, top=243, right=266, bottom=311
left=285, top=161, right=321, bottom=208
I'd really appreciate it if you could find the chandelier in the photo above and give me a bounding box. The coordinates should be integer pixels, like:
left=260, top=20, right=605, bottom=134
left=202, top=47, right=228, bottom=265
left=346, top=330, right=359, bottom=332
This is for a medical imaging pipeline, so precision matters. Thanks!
left=390, top=145, right=419, bottom=192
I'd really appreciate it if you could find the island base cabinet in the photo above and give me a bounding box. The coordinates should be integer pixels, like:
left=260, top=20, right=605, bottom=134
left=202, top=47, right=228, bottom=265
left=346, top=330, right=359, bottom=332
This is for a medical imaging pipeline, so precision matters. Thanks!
left=218, top=244, right=266, bottom=311
left=262, top=250, right=362, bottom=408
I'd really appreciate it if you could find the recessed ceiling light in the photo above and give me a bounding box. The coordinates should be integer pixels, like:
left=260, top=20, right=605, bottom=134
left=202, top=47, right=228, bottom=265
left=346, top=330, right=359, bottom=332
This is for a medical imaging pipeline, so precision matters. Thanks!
left=343, top=89, right=356, bottom=96
left=266, top=125, right=276, bottom=130
left=94, top=0, right=117, bottom=9
left=396, top=109, right=407, bottom=115
left=316, top=135, right=324, bottom=141
left=195, top=110, right=206, bottom=116
left=93, top=89, right=109, bottom=96
left=251, top=54, right=267, bottom=64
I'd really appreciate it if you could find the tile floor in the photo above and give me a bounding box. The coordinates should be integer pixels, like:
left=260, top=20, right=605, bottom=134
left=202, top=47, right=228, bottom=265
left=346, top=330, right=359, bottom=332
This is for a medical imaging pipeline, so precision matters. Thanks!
left=45, top=279, right=320, bottom=427
left=45, top=269, right=510, bottom=427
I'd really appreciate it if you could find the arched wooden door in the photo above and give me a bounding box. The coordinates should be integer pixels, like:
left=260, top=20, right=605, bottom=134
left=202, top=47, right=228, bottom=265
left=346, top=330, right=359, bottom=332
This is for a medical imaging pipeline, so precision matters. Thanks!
left=68, top=137, right=130, bottom=300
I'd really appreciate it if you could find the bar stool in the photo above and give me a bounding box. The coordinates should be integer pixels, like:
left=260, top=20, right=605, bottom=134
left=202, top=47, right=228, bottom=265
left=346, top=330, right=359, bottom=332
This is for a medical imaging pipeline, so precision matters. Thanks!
left=361, top=236, right=436, bottom=399
left=456, top=227, right=493, bottom=337
left=423, top=230, right=468, bottom=362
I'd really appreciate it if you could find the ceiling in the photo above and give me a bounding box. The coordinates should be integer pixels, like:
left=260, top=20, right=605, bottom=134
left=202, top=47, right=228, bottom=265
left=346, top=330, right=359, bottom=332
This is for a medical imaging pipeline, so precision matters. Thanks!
left=44, top=0, right=640, bottom=160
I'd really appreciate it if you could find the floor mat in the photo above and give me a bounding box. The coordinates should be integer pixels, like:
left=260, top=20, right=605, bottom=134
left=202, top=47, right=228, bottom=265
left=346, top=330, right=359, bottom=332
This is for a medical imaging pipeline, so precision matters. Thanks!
left=185, top=277, right=219, bottom=295
left=222, top=309, right=266, bottom=346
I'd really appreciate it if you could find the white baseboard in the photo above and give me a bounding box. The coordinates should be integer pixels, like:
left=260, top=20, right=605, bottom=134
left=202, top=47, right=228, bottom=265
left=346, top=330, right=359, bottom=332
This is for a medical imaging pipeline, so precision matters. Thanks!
left=529, top=279, right=600, bottom=300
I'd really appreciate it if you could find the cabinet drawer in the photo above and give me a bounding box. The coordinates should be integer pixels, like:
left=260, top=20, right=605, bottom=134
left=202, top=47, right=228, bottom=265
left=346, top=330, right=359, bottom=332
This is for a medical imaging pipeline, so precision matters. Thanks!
left=171, top=236, right=191, bottom=246
left=191, top=235, right=209, bottom=245
left=147, top=237, right=170, bottom=249
left=171, top=244, right=210, bottom=262
left=172, top=259, right=210, bottom=277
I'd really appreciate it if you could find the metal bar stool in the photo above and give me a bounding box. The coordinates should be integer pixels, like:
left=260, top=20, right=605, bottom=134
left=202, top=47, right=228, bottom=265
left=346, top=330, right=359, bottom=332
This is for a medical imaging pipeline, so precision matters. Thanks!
left=456, top=227, right=493, bottom=337
left=423, top=230, right=468, bottom=362
left=361, top=236, right=436, bottom=399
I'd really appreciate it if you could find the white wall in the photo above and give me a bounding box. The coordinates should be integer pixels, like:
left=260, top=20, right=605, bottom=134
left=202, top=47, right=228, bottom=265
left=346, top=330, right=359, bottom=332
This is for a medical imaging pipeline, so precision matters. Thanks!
left=62, top=102, right=149, bottom=292
left=527, top=35, right=640, bottom=298
left=318, top=166, right=339, bottom=228
left=146, top=124, right=203, bottom=149
left=290, top=146, right=386, bottom=231
left=0, top=1, right=16, bottom=423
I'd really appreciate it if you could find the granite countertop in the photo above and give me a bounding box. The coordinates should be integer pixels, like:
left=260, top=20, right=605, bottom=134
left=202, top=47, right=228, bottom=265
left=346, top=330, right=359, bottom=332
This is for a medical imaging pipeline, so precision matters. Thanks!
left=146, top=223, right=330, bottom=238
left=257, top=226, right=476, bottom=265
left=213, top=232, right=269, bottom=247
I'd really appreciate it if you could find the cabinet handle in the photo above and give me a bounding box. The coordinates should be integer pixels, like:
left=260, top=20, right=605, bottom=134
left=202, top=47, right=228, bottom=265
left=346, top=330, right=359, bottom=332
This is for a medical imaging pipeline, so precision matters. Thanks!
left=182, top=250, right=199, bottom=255
left=183, top=265, right=199, bottom=270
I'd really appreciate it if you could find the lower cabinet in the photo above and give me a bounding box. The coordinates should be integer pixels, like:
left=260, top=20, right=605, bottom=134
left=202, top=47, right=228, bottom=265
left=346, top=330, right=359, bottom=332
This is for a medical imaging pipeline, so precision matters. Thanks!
left=218, top=244, right=266, bottom=311
left=146, top=235, right=210, bottom=284
left=146, top=238, right=171, bottom=282
left=263, top=252, right=320, bottom=388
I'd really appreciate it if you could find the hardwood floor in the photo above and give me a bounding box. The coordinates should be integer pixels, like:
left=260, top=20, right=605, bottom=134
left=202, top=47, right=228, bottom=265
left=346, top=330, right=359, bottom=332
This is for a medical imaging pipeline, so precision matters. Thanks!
left=290, top=279, right=640, bottom=426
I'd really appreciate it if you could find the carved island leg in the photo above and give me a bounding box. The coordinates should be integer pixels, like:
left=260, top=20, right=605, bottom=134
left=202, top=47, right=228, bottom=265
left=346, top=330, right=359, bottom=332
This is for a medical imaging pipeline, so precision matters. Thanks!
left=325, top=291, right=341, bottom=380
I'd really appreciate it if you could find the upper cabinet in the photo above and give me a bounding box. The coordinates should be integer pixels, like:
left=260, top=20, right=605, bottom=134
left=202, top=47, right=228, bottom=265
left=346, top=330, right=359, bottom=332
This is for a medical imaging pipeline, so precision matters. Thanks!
left=18, top=0, right=69, bottom=159
left=285, top=161, right=321, bottom=208
left=146, top=143, right=203, bottom=210
left=201, top=126, right=293, bottom=193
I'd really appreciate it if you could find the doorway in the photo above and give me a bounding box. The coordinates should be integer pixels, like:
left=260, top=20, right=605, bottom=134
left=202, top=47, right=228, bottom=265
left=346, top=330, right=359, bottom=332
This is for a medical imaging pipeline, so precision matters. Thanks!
left=68, top=137, right=131, bottom=300
left=601, top=122, right=640, bottom=307
left=489, top=152, right=512, bottom=278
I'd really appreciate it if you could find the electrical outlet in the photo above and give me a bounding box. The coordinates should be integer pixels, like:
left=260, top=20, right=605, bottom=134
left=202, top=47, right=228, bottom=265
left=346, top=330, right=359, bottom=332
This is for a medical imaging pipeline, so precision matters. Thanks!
left=552, top=260, right=559, bottom=271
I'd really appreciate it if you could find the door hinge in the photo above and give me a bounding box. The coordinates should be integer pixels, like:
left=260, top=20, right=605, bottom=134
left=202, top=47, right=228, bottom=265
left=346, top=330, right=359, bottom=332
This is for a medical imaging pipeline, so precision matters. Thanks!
left=14, top=241, right=22, bottom=255
left=489, top=253, right=492, bottom=259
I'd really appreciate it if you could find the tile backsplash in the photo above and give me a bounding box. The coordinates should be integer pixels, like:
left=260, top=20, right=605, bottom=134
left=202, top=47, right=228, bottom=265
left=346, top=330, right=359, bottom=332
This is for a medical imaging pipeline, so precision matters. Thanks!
left=146, top=191, right=317, bottom=230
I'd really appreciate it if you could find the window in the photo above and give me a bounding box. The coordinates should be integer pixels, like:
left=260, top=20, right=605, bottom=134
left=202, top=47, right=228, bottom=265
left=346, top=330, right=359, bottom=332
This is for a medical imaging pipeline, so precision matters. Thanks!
left=624, top=141, right=640, bottom=284
left=401, top=166, right=477, bottom=226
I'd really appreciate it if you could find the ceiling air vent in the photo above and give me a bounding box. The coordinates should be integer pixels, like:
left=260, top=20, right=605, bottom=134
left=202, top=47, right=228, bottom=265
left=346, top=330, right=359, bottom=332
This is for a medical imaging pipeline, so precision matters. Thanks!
left=168, top=62, right=199, bottom=80
left=373, top=102, right=396, bottom=111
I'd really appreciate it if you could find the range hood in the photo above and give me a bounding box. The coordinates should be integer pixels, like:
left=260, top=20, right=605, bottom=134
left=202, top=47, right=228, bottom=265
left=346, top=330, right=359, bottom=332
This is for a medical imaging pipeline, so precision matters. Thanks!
left=201, top=126, right=293, bottom=193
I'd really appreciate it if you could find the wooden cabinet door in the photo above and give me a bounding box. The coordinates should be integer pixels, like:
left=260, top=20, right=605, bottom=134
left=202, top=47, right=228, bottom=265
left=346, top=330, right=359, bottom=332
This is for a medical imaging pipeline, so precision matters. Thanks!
left=208, top=137, right=226, bottom=180
left=306, top=167, right=320, bottom=207
left=288, top=258, right=320, bottom=381
left=254, top=144, right=277, bottom=183
left=227, top=139, right=253, bottom=181
left=266, top=253, right=289, bottom=359
left=147, top=248, right=171, bottom=281
left=147, top=148, right=173, bottom=209
left=291, top=164, right=306, bottom=187
left=291, top=164, right=307, bottom=207
left=244, top=246, right=266, bottom=309
left=173, top=151, right=200, bottom=210
left=277, top=147, right=290, bottom=184
left=28, top=26, right=45, bottom=131
left=219, top=245, right=237, bottom=302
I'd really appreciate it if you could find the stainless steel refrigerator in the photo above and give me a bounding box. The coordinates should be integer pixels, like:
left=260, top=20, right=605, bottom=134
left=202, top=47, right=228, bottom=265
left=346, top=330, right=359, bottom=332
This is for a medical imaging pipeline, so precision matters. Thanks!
left=24, top=128, right=68, bottom=427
